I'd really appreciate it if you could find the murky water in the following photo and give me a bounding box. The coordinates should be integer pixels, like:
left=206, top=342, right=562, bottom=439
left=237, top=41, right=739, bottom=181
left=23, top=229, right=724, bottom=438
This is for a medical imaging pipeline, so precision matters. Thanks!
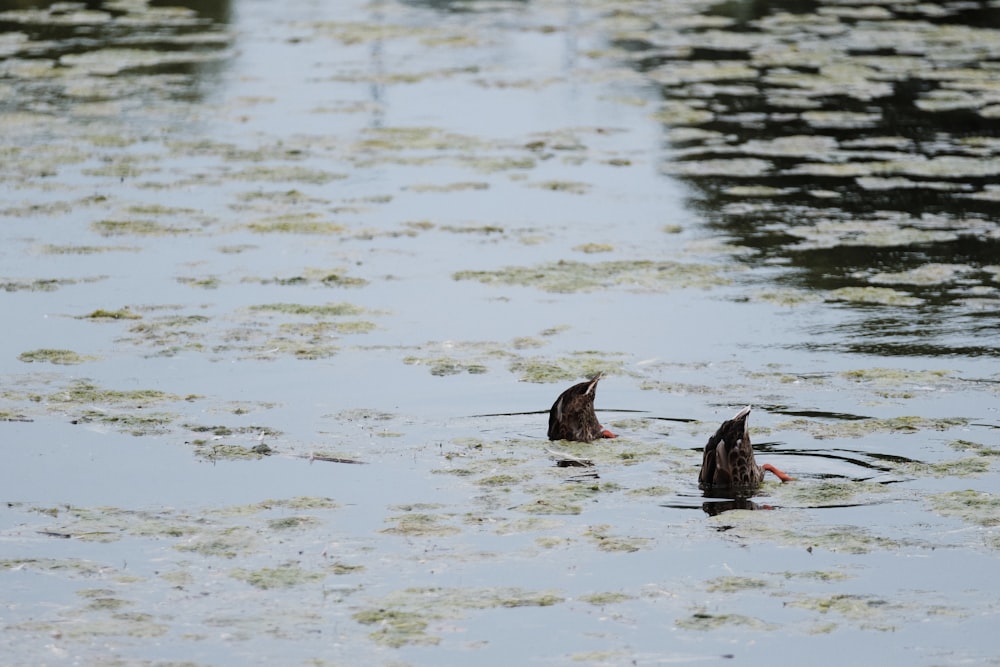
left=2, top=0, right=999, bottom=664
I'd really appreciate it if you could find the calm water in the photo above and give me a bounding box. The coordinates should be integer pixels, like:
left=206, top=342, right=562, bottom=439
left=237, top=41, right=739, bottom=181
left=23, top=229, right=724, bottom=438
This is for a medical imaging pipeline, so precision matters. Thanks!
left=1, top=0, right=999, bottom=664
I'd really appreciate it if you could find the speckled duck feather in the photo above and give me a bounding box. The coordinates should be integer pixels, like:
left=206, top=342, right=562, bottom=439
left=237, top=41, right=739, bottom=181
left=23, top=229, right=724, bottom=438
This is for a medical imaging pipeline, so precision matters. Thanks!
left=698, top=406, right=764, bottom=491
left=547, top=374, right=605, bottom=442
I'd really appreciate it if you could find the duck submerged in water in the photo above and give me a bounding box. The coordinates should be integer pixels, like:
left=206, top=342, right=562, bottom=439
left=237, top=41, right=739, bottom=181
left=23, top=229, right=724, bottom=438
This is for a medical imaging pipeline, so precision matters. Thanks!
left=698, top=406, right=793, bottom=492
left=547, top=374, right=617, bottom=442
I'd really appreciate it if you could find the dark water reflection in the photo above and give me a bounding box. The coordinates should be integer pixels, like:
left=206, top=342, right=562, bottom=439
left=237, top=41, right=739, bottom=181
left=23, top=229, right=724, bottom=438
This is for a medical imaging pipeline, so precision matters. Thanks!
left=621, top=0, right=1000, bottom=356
left=0, top=0, right=231, bottom=111
left=402, top=0, right=527, bottom=12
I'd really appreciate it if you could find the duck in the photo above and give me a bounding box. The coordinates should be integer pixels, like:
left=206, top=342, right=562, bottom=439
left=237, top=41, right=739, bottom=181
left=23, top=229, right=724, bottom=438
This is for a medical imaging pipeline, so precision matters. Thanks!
left=698, top=406, right=793, bottom=492
left=547, top=374, right=617, bottom=442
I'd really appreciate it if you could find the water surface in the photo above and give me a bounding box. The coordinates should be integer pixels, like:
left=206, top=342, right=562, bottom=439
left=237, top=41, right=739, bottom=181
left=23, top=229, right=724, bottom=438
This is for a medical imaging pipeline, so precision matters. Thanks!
left=1, top=0, right=999, bottom=664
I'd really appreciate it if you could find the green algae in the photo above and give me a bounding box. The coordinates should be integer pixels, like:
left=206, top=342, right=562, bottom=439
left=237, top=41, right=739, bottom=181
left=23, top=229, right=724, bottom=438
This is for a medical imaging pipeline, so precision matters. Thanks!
left=868, top=264, right=968, bottom=286
left=515, top=479, right=613, bottom=516
left=477, top=474, right=523, bottom=487
left=91, top=219, right=192, bottom=236
left=530, top=180, right=592, bottom=194
left=508, top=353, right=626, bottom=383
left=826, top=286, right=922, bottom=307
left=928, top=490, right=1000, bottom=528
left=120, top=315, right=208, bottom=356
left=230, top=564, right=326, bottom=589
left=14, top=613, right=170, bottom=640
left=319, top=272, right=368, bottom=287
left=584, top=524, right=653, bottom=553
left=784, top=218, right=959, bottom=250
left=177, top=276, right=220, bottom=290
left=49, top=380, right=175, bottom=406
left=706, top=510, right=917, bottom=554
left=775, top=415, right=969, bottom=439
left=230, top=166, right=347, bottom=185
left=352, top=608, right=436, bottom=648
left=840, top=368, right=952, bottom=385
left=675, top=612, right=776, bottom=631
left=381, top=512, right=460, bottom=537
left=439, top=224, right=505, bottom=235
left=579, top=592, right=634, bottom=606
left=780, top=570, right=852, bottom=583
left=899, top=456, right=991, bottom=478
left=705, top=576, right=769, bottom=593
left=40, top=244, right=139, bottom=255
left=83, top=596, right=131, bottom=612
left=246, top=216, right=346, bottom=234
left=249, top=302, right=366, bottom=317
left=573, top=243, right=614, bottom=253
left=403, top=355, right=489, bottom=376
left=174, top=528, right=257, bottom=559
left=267, top=516, right=320, bottom=531
left=785, top=594, right=899, bottom=632
left=0, top=558, right=117, bottom=577
left=752, top=288, right=825, bottom=307
left=77, top=409, right=176, bottom=436
left=223, top=497, right=338, bottom=514
left=1, top=277, right=78, bottom=292
left=517, top=497, right=583, bottom=516
left=352, top=586, right=564, bottom=647
left=662, top=158, right=771, bottom=177
left=778, top=481, right=888, bottom=507
left=352, top=125, right=491, bottom=153
left=329, top=561, right=365, bottom=575
left=947, top=440, right=1000, bottom=457
left=454, top=259, right=730, bottom=293
left=277, top=319, right=373, bottom=341
left=60, top=46, right=226, bottom=76
left=626, top=485, right=672, bottom=497
left=18, top=348, right=96, bottom=365
left=407, top=181, right=489, bottom=193
left=192, top=442, right=273, bottom=461
left=80, top=307, right=142, bottom=320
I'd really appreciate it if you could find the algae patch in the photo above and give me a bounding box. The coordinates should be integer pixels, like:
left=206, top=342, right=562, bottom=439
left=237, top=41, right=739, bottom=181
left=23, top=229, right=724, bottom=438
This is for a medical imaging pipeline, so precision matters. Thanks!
left=929, top=490, right=1000, bottom=529
left=91, top=219, right=194, bottom=236
left=826, top=286, right=922, bottom=307
left=230, top=564, right=326, bottom=589
left=508, top=353, right=627, bottom=383
left=584, top=524, right=653, bottom=553
left=249, top=302, right=367, bottom=317
left=352, top=586, right=564, bottom=648
left=775, top=415, right=969, bottom=439
left=785, top=594, right=901, bottom=632
left=675, top=612, right=777, bottom=631
left=454, top=259, right=730, bottom=293
left=18, top=349, right=96, bottom=365
left=79, top=307, right=142, bottom=320
left=381, top=512, right=461, bottom=537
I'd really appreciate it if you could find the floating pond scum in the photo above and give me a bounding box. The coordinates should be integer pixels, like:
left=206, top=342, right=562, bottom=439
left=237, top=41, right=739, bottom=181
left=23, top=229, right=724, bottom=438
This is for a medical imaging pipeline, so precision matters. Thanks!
left=1, top=0, right=999, bottom=664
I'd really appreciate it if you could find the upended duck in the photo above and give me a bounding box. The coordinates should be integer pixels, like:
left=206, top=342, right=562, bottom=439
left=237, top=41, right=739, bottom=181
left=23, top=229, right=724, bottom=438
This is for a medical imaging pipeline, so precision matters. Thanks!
left=547, top=374, right=617, bottom=442
left=698, top=406, right=793, bottom=492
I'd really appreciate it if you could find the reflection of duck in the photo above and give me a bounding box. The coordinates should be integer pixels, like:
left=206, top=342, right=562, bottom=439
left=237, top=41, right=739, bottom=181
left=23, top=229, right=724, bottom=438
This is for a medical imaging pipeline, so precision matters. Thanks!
left=547, top=374, right=617, bottom=442
left=698, top=406, right=793, bottom=492
left=701, top=498, right=769, bottom=516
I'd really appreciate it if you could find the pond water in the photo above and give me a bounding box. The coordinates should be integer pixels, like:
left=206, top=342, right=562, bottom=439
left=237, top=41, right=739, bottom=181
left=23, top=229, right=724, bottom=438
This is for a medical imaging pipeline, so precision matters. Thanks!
left=1, top=0, right=999, bottom=664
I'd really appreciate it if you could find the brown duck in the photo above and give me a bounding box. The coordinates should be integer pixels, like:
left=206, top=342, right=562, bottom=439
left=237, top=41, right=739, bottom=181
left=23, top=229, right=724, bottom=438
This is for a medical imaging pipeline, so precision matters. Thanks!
left=547, top=374, right=617, bottom=442
left=698, top=406, right=793, bottom=491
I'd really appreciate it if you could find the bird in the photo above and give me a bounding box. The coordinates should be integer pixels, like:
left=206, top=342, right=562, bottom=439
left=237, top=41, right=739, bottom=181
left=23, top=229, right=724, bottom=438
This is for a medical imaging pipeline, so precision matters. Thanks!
left=698, top=405, right=793, bottom=492
left=547, top=374, right=617, bottom=442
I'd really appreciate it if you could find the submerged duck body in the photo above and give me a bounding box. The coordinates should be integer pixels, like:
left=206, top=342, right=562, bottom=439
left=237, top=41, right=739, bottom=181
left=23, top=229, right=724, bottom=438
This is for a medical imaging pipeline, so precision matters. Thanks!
left=698, top=406, right=792, bottom=493
left=547, top=374, right=617, bottom=442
